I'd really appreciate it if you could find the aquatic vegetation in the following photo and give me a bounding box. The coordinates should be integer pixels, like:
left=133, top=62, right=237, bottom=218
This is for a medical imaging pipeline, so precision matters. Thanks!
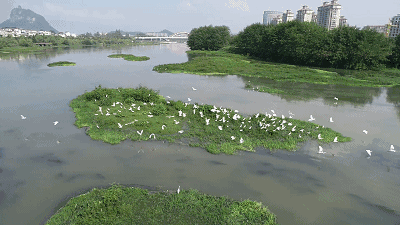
left=45, top=183, right=279, bottom=224
left=108, top=54, right=150, bottom=61
left=70, top=85, right=351, bottom=155
left=47, top=61, right=76, bottom=67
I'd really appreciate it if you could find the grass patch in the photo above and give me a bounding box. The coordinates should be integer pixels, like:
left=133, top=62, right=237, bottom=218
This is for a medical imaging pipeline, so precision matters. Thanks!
left=70, top=85, right=351, bottom=155
left=45, top=183, right=279, bottom=225
left=47, top=61, right=76, bottom=67
left=152, top=49, right=400, bottom=95
left=108, top=54, right=150, bottom=61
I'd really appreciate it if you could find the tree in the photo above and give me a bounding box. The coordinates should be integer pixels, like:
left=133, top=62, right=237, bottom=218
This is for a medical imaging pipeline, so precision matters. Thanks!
left=387, top=35, right=400, bottom=69
left=187, top=25, right=231, bottom=51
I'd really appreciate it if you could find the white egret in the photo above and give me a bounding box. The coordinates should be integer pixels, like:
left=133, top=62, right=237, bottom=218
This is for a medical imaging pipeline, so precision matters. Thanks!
left=178, top=130, right=184, bottom=133
left=118, top=123, right=123, bottom=128
left=366, top=150, right=372, bottom=157
left=182, top=113, right=186, bottom=117
left=271, top=110, right=275, bottom=114
left=162, top=125, right=166, bottom=130
left=177, top=186, right=180, bottom=194
left=329, top=117, right=334, bottom=122
left=53, top=121, right=59, bottom=126
left=21, top=115, right=26, bottom=120
left=308, top=115, right=315, bottom=121
left=148, top=115, right=153, bottom=117
left=363, top=130, right=368, bottom=134
left=137, top=106, right=140, bottom=110
left=318, top=146, right=326, bottom=154
left=188, top=98, right=192, bottom=102
left=205, top=118, right=210, bottom=125
left=192, top=87, right=197, bottom=91
left=174, top=120, right=180, bottom=124
left=149, top=133, right=155, bottom=139
left=218, top=126, right=223, bottom=130
left=143, top=103, right=147, bottom=105
left=166, top=96, right=171, bottom=99
left=56, top=140, right=60, bottom=144
left=231, top=136, right=236, bottom=140
left=389, top=145, right=396, bottom=152
left=299, top=134, right=302, bottom=138
left=240, top=137, right=244, bottom=143
left=106, top=112, right=110, bottom=116
left=282, top=115, right=285, bottom=119
left=334, top=97, right=338, bottom=100
left=292, top=126, right=296, bottom=132
left=333, top=137, right=338, bottom=142
left=318, top=134, right=323, bottom=139
left=97, top=125, right=100, bottom=129
left=137, top=130, right=143, bottom=136
left=112, top=102, right=116, bottom=107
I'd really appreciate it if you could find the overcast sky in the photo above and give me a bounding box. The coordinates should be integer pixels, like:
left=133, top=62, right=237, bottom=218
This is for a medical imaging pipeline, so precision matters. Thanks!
left=1, top=0, right=399, bottom=35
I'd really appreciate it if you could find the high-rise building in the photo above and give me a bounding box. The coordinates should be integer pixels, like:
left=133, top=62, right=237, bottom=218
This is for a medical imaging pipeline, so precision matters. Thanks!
left=271, top=15, right=283, bottom=25
left=317, top=0, right=342, bottom=30
left=311, top=12, right=318, bottom=23
left=339, top=16, right=348, bottom=26
left=296, top=5, right=314, bottom=22
left=389, top=14, right=400, bottom=38
left=282, top=10, right=295, bottom=23
left=263, top=11, right=284, bottom=25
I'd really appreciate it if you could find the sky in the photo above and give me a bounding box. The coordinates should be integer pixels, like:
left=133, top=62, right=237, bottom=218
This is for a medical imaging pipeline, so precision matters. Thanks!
left=0, top=0, right=399, bottom=35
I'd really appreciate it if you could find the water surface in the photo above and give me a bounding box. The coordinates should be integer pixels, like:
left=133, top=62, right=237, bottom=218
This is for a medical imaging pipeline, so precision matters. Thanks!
left=0, top=44, right=399, bottom=225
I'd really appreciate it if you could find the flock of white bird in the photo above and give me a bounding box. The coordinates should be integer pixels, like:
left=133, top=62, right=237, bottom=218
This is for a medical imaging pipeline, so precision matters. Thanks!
left=20, top=91, right=397, bottom=160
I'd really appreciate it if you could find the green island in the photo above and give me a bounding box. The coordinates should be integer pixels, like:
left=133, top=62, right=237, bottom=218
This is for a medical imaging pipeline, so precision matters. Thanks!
left=70, top=85, right=351, bottom=154
left=47, top=61, right=76, bottom=67
left=153, top=48, right=400, bottom=95
left=45, top=183, right=278, bottom=225
left=108, top=53, right=150, bottom=61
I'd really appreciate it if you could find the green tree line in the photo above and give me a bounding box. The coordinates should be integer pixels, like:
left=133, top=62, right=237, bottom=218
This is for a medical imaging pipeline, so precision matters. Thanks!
left=0, top=29, right=138, bottom=49
left=187, top=21, right=400, bottom=70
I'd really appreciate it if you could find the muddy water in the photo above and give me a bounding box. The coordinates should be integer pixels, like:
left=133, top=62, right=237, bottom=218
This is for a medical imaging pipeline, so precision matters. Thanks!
left=0, top=44, right=399, bottom=225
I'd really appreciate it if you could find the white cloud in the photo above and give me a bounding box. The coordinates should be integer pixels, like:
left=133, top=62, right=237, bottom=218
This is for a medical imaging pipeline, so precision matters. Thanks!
left=225, top=0, right=250, bottom=12
left=44, top=3, right=124, bottom=20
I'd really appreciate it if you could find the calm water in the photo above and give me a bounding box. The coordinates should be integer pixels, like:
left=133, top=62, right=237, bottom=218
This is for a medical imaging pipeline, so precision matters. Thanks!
left=0, top=44, right=399, bottom=225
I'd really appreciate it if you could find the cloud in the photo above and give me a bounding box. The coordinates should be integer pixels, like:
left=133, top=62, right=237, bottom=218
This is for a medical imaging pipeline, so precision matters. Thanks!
left=225, top=0, right=250, bottom=12
left=44, top=3, right=124, bottom=20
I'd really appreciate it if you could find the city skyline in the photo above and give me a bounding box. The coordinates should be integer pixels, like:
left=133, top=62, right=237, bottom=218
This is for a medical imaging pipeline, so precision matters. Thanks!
left=0, top=0, right=399, bottom=35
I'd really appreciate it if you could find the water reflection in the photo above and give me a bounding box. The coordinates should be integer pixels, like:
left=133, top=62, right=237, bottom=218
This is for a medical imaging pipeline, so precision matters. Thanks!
left=0, top=44, right=399, bottom=225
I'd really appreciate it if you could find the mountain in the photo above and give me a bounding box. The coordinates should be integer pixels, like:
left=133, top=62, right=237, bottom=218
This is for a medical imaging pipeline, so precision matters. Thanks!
left=0, top=5, right=58, bottom=33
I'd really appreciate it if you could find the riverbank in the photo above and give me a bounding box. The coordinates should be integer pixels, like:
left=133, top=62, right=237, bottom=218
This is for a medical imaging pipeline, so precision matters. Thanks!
left=45, top=183, right=278, bottom=224
left=70, top=85, right=351, bottom=155
left=152, top=48, right=400, bottom=95
left=0, top=41, right=159, bottom=55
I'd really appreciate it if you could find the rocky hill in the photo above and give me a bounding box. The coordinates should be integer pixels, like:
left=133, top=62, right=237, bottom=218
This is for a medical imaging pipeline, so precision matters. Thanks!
left=0, top=5, right=58, bottom=33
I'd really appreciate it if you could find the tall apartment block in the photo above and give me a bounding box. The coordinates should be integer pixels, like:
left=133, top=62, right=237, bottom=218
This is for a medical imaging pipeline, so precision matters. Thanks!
left=389, top=14, right=400, bottom=38
left=263, top=11, right=284, bottom=25
left=296, top=5, right=314, bottom=22
left=317, top=0, right=342, bottom=30
left=339, top=16, right=348, bottom=26
left=282, top=10, right=295, bottom=23
left=271, top=15, right=283, bottom=25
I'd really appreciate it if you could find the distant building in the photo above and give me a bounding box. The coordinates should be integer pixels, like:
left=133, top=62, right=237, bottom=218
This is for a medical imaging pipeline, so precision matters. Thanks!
left=263, top=11, right=283, bottom=25
left=317, top=0, right=342, bottom=30
left=339, top=16, right=348, bottom=26
left=282, top=10, right=295, bottom=23
left=362, top=25, right=386, bottom=34
left=296, top=5, right=314, bottom=22
left=389, top=14, right=400, bottom=38
left=270, top=15, right=283, bottom=25
left=311, top=12, right=318, bottom=23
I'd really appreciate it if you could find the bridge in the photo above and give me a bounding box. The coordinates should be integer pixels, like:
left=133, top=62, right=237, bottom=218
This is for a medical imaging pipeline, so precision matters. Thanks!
left=134, top=32, right=189, bottom=41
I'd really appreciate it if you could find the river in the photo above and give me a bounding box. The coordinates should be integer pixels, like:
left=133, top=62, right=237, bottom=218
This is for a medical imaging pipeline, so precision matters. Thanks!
left=0, top=44, right=399, bottom=225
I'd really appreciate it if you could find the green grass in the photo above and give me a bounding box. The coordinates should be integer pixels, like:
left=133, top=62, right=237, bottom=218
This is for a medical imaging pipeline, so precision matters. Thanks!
left=47, top=61, right=76, bottom=67
left=152, top=49, right=400, bottom=96
left=108, top=54, right=150, bottom=61
left=70, top=85, right=351, bottom=155
left=45, top=183, right=279, bottom=225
